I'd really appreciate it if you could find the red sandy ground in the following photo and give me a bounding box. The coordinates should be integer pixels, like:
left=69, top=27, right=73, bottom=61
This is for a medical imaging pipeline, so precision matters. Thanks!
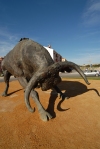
left=0, top=78, right=100, bottom=149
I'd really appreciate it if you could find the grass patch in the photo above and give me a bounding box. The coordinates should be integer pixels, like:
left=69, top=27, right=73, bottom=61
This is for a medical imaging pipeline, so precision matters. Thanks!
left=62, top=76, right=100, bottom=80
left=86, top=77, right=100, bottom=80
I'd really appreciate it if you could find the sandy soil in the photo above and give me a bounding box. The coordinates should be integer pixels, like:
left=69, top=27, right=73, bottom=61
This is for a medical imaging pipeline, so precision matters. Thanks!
left=0, top=78, right=100, bottom=149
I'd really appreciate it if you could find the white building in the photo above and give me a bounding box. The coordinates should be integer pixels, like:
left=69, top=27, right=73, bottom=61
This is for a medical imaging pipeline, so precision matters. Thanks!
left=44, top=46, right=62, bottom=62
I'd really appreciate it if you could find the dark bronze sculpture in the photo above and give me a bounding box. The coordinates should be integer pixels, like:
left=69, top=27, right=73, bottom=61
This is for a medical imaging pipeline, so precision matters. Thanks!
left=1, top=38, right=90, bottom=121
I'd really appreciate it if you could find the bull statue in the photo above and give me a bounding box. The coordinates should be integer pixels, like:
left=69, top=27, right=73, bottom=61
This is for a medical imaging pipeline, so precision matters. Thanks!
left=1, top=38, right=90, bottom=121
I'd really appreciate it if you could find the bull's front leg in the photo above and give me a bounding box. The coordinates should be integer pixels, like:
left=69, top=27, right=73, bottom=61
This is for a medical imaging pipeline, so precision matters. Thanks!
left=53, top=85, right=69, bottom=99
left=2, top=70, right=11, bottom=96
left=31, top=90, right=52, bottom=121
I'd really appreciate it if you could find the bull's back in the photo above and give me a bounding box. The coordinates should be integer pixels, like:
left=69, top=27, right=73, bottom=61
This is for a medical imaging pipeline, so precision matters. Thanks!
left=2, top=39, right=54, bottom=76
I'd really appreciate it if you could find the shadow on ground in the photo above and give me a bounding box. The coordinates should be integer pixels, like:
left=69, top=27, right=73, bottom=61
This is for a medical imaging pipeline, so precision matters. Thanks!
left=7, top=89, right=23, bottom=96
left=46, top=80, right=100, bottom=119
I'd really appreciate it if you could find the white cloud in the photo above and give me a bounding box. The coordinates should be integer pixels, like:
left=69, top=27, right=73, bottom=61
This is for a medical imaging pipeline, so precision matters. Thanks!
left=0, top=28, right=43, bottom=57
left=82, top=0, right=100, bottom=26
left=0, top=28, right=20, bottom=56
left=0, top=41, right=15, bottom=56
left=0, top=28, right=19, bottom=41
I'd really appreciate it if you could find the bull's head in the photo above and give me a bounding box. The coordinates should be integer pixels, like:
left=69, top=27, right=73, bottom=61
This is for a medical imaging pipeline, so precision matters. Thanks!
left=24, top=61, right=90, bottom=112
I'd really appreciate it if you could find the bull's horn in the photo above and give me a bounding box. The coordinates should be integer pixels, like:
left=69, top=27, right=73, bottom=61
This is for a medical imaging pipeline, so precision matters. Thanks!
left=61, top=61, right=90, bottom=85
left=39, top=61, right=90, bottom=85
left=62, top=61, right=90, bottom=85
left=24, top=73, right=41, bottom=112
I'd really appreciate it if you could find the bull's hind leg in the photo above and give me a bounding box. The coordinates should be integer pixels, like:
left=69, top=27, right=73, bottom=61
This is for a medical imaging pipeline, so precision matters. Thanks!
left=18, top=77, right=52, bottom=121
left=2, top=70, right=11, bottom=96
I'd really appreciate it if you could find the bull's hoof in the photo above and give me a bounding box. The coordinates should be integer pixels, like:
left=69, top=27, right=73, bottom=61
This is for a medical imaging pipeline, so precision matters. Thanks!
left=2, top=92, right=7, bottom=97
left=40, top=111, right=52, bottom=122
left=58, top=93, right=69, bottom=100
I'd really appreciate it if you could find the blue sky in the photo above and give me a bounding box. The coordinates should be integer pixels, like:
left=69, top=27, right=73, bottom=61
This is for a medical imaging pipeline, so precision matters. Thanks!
left=0, top=0, right=100, bottom=65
